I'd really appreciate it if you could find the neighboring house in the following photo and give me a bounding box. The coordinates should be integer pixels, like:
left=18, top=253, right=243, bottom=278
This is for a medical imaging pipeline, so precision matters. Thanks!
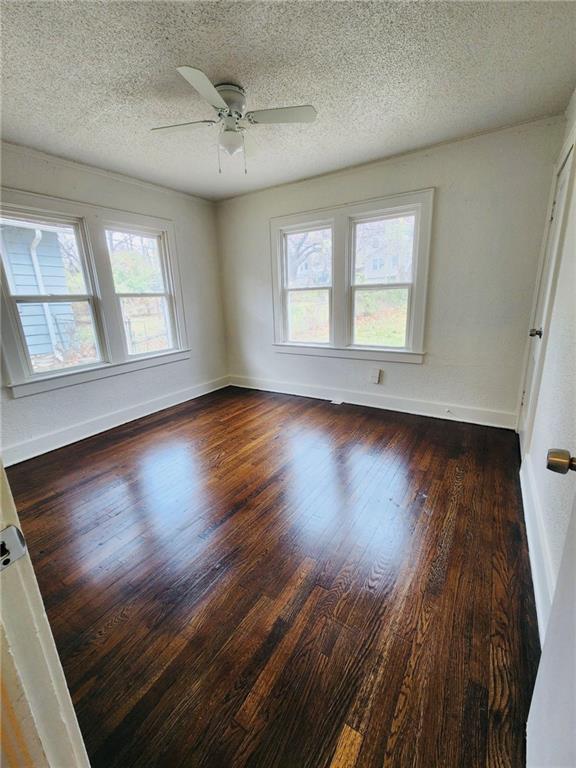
left=360, top=219, right=414, bottom=283
left=1, top=224, right=74, bottom=366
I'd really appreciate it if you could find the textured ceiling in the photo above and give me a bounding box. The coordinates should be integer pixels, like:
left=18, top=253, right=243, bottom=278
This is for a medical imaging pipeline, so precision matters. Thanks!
left=1, top=1, right=575, bottom=200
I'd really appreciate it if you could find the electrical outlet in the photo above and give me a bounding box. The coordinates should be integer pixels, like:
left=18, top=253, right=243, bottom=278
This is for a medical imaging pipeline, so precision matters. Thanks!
left=369, top=367, right=382, bottom=384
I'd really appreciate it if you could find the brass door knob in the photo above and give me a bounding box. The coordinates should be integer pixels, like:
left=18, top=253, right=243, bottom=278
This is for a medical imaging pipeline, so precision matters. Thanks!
left=547, top=449, right=576, bottom=474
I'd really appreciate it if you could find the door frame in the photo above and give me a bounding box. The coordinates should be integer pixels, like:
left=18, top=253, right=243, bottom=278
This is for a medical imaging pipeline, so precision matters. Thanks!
left=517, top=126, right=576, bottom=453
left=1, top=466, right=90, bottom=767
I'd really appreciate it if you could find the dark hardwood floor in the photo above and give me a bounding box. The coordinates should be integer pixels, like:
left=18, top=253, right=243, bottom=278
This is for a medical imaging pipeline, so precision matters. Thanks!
left=7, top=387, right=539, bottom=768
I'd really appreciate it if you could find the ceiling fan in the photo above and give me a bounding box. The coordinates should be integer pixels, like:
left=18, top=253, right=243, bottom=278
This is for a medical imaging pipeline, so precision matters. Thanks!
left=151, top=67, right=317, bottom=171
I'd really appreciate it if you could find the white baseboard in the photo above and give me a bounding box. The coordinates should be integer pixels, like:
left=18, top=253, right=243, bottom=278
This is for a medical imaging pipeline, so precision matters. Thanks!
left=229, top=375, right=517, bottom=429
left=519, top=454, right=554, bottom=643
left=2, top=376, right=230, bottom=466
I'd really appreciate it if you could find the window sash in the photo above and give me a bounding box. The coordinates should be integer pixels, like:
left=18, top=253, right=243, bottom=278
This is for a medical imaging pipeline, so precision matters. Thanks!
left=118, top=295, right=176, bottom=357
left=114, top=291, right=170, bottom=298
left=281, top=228, right=334, bottom=289
left=12, top=293, right=94, bottom=302
left=1, top=215, right=96, bottom=297
left=105, top=229, right=168, bottom=295
left=350, top=284, right=413, bottom=349
left=17, top=299, right=103, bottom=376
left=6, top=295, right=106, bottom=378
left=283, top=286, right=333, bottom=345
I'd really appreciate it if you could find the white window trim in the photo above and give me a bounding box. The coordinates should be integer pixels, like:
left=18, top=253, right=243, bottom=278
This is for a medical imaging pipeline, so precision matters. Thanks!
left=1, top=188, right=190, bottom=397
left=270, top=188, right=434, bottom=363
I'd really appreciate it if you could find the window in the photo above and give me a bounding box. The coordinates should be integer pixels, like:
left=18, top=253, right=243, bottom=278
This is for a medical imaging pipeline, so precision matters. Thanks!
left=1, top=216, right=101, bottom=374
left=1, top=191, right=188, bottom=396
left=283, top=226, right=332, bottom=344
left=352, top=214, right=415, bottom=348
left=105, top=230, right=174, bottom=355
left=271, top=189, right=433, bottom=363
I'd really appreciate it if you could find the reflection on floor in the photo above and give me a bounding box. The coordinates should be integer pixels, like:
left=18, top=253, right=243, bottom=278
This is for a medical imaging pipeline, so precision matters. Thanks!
left=8, top=387, right=539, bottom=768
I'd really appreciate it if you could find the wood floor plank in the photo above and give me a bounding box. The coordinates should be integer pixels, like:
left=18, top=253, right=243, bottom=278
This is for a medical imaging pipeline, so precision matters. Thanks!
left=329, top=724, right=363, bottom=767
left=6, top=387, right=540, bottom=768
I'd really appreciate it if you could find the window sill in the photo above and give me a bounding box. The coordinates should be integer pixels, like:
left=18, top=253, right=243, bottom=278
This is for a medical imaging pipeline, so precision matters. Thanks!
left=273, top=344, right=424, bottom=364
left=6, top=349, right=191, bottom=398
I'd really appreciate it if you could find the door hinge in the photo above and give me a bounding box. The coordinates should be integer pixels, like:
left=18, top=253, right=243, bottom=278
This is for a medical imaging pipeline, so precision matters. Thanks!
left=0, top=526, right=27, bottom=572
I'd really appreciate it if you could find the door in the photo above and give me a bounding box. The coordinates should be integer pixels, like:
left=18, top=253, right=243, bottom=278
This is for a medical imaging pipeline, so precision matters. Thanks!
left=527, top=498, right=576, bottom=767
left=519, top=125, right=576, bottom=627
left=522, top=122, right=576, bottom=764
left=518, top=143, right=573, bottom=450
left=0, top=466, right=90, bottom=767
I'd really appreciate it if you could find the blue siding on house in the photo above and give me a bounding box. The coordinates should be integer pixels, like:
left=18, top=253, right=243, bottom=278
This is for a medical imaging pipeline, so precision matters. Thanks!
left=1, top=225, right=73, bottom=357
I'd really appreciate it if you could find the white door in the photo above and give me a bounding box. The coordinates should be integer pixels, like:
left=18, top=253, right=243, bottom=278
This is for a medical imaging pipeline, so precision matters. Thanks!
left=518, top=144, right=573, bottom=450
left=0, top=466, right=90, bottom=767
left=523, top=124, right=576, bottom=765
left=527, top=499, right=576, bottom=767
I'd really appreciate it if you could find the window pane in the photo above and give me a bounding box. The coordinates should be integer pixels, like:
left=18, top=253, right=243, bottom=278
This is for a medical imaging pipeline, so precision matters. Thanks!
left=17, top=301, right=100, bottom=373
left=353, top=288, right=408, bottom=347
left=1, top=218, right=87, bottom=295
left=285, top=228, right=332, bottom=288
left=120, top=296, right=172, bottom=355
left=106, top=230, right=165, bottom=293
left=354, top=215, right=415, bottom=285
left=287, top=289, right=330, bottom=343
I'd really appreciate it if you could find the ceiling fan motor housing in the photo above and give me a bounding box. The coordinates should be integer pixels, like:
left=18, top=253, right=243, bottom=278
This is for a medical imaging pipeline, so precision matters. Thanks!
left=215, top=83, right=247, bottom=116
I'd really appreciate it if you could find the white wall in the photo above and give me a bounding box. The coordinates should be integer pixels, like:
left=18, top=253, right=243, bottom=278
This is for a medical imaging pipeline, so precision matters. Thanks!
left=217, top=118, right=564, bottom=428
left=0, top=117, right=566, bottom=463
left=1, top=144, right=226, bottom=463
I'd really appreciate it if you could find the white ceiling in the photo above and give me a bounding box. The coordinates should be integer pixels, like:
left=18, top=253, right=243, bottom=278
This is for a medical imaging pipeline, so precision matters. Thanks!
left=1, top=1, right=575, bottom=200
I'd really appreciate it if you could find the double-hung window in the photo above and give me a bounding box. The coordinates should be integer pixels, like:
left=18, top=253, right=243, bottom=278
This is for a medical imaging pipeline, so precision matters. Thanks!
left=271, top=189, right=433, bottom=363
left=351, top=213, right=415, bottom=348
left=105, top=229, right=175, bottom=356
left=282, top=225, right=333, bottom=344
left=1, top=215, right=102, bottom=374
left=1, top=190, right=188, bottom=396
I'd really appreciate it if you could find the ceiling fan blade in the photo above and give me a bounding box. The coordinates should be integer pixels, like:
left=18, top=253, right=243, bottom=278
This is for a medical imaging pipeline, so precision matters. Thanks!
left=176, top=66, right=228, bottom=110
left=246, top=105, right=317, bottom=125
left=150, top=119, right=216, bottom=133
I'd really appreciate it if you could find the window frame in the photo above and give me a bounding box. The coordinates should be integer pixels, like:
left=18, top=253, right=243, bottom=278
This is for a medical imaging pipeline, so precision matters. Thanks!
left=271, top=189, right=433, bottom=363
left=1, top=189, right=189, bottom=397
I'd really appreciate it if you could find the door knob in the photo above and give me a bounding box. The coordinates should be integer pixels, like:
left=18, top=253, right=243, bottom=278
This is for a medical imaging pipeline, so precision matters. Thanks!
left=547, top=449, right=576, bottom=474
left=529, top=328, right=543, bottom=338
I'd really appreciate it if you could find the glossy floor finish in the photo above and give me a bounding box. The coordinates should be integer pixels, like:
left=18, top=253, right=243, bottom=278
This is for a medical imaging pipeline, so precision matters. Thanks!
left=8, top=388, right=539, bottom=768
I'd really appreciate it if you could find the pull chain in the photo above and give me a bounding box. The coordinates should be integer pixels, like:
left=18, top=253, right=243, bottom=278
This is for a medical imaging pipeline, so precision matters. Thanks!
left=217, top=143, right=222, bottom=174
left=242, top=133, right=247, bottom=175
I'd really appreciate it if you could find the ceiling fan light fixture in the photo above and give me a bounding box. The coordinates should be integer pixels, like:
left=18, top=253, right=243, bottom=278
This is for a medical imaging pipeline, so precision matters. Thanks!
left=219, top=129, right=244, bottom=156
left=152, top=67, right=318, bottom=174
